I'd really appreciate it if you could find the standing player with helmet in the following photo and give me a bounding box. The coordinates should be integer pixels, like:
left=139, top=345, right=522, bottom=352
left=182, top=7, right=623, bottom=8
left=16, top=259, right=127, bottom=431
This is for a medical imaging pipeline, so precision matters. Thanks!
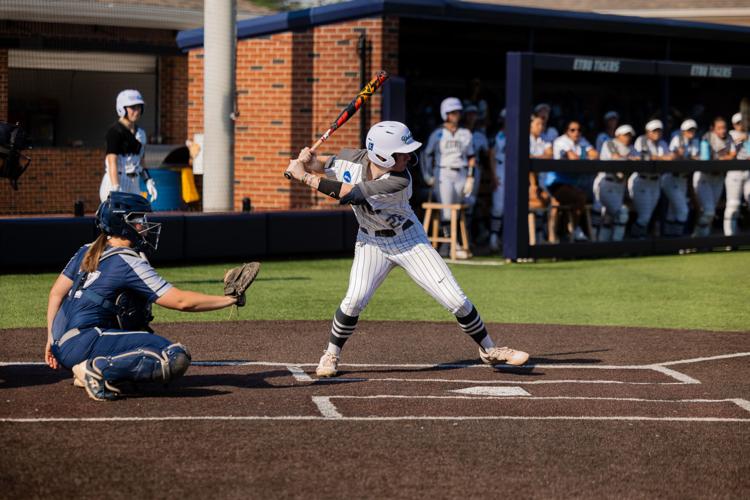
left=629, top=119, right=673, bottom=238
left=693, top=116, right=736, bottom=237
left=45, top=192, right=257, bottom=401
left=422, top=97, right=476, bottom=257
left=595, top=124, right=638, bottom=241
left=663, top=119, right=700, bottom=237
left=724, top=112, right=750, bottom=235
left=285, top=121, right=529, bottom=377
left=99, top=89, right=157, bottom=203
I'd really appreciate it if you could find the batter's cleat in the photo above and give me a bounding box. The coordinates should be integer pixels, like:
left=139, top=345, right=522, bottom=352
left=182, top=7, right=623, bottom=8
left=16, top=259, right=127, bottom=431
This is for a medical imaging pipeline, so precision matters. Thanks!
left=479, top=346, right=529, bottom=366
left=316, top=351, right=339, bottom=378
left=72, top=361, right=121, bottom=402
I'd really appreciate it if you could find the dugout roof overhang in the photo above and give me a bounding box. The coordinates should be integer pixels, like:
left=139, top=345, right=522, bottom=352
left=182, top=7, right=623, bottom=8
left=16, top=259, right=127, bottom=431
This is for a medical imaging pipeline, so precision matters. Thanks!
left=176, top=0, right=750, bottom=51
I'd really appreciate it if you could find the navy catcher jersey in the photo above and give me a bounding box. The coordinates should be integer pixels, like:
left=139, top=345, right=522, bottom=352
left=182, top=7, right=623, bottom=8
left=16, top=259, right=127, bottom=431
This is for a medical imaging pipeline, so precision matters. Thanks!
left=51, top=244, right=172, bottom=337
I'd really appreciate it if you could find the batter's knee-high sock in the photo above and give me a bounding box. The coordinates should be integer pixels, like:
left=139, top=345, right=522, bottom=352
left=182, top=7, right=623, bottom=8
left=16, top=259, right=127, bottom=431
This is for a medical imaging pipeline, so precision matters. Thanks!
left=456, top=306, right=494, bottom=350
left=326, top=308, right=358, bottom=356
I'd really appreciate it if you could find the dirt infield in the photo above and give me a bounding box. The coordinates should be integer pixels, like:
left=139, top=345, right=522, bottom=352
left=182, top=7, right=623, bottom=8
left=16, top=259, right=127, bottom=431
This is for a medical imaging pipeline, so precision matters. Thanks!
left=2, top=321, right=749, bottom=499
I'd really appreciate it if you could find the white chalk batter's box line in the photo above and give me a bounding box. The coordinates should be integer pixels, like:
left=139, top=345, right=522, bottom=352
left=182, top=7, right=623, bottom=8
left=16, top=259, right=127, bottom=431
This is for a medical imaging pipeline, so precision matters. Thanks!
left=310, top=394, right=750, bottom=421
left=3, top=352, right=749, bottom=386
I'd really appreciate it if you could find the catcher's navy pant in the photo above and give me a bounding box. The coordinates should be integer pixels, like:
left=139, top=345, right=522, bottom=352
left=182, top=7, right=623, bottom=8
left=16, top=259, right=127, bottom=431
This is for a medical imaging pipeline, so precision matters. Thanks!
left=52, top=327, right=174, bottom=382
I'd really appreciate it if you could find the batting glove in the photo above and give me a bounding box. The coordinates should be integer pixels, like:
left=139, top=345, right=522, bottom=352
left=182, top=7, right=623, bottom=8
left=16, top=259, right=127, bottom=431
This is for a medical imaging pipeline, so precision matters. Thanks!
left=146, top=178, right=158, bottom=202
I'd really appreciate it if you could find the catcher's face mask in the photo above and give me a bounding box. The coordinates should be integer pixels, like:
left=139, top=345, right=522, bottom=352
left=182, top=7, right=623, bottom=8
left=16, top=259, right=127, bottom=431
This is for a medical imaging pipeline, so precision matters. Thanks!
left=125, top=212, right=161, bottom=254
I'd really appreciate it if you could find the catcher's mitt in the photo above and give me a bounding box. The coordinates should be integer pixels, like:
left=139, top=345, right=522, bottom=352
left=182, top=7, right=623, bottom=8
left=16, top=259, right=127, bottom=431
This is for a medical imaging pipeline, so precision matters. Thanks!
left=223, top=262, right=261, bottom=307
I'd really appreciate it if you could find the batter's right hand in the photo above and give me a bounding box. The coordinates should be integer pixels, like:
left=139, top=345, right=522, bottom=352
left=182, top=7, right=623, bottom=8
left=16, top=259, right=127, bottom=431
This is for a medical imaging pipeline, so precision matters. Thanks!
left=298, top=147, right=316, bottom=166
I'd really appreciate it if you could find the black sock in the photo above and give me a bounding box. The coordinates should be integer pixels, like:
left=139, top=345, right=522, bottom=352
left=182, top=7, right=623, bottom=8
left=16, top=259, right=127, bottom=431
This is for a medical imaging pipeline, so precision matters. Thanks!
left=456, top=306, right=489, bottom=346
left=329, top=307, right=358, bottom=348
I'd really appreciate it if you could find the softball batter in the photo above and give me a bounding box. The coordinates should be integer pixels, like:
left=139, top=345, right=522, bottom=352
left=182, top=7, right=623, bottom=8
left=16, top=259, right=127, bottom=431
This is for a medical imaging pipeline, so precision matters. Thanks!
left=284, top=121, right=529, bottom=377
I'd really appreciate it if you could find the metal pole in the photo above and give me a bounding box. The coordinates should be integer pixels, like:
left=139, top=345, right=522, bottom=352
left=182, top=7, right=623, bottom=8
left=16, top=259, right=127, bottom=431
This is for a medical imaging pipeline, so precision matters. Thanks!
left=203, top=0, right=236, bottom=212
left=358, top=33, right=368, bottom=148
left=503, top=52, right=532, bottom=260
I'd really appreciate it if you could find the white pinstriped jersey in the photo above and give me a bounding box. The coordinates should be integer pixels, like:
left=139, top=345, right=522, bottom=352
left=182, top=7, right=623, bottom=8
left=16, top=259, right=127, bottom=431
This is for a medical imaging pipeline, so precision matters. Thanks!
left=424, top=126, right=474, bottom=169
left=324, top=148, right=419, bottom=234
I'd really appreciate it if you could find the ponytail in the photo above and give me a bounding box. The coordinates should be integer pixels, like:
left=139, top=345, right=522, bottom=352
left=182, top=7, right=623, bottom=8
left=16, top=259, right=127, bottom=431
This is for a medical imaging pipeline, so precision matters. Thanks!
left=81, top=233, right=108, bottom=273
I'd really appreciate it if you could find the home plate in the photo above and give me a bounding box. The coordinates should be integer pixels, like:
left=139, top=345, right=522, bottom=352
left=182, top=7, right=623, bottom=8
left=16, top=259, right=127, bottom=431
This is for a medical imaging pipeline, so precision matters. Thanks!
left=451, top=386, right=530, bottom=396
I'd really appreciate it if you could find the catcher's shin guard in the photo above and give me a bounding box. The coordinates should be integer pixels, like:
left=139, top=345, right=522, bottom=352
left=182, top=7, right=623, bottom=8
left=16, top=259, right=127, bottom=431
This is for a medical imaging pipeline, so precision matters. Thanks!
left=91, top=343, right=191, bottom=385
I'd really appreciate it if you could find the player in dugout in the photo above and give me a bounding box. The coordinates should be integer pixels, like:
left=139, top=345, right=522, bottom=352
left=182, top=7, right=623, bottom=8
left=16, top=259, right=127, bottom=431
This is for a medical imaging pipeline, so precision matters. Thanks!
left=284, top=121, right=529, bottom=377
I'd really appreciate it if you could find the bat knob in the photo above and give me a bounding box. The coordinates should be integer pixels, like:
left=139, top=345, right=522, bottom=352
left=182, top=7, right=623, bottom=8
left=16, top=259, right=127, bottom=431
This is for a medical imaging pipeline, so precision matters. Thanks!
left=283, top=171, right=293, bottom=180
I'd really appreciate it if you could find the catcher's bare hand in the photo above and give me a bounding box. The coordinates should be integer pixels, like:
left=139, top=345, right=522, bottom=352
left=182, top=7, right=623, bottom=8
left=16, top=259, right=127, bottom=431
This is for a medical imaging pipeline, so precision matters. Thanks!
left=223, top=262, right=261, bottom=307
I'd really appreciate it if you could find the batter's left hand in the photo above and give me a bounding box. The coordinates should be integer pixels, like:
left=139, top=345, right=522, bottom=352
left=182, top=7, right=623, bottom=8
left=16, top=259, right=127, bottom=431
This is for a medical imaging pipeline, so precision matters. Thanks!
left=463, top=176, right=475, bottom=197
left=285, top=159, right=306, bottom=181
left=44, top=340, right=59, bottom=370
left=146, top=178, right=158, bottom=202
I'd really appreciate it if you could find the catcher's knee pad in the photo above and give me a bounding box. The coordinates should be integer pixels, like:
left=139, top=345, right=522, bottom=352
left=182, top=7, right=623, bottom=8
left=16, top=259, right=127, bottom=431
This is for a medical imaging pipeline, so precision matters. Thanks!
left=161, top=343, right=191, bottom=381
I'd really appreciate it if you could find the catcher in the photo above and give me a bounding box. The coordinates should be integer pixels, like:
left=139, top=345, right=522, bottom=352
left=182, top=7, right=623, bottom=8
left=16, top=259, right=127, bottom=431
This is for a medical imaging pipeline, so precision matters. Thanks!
left=45, top=192, right=260, bottom=401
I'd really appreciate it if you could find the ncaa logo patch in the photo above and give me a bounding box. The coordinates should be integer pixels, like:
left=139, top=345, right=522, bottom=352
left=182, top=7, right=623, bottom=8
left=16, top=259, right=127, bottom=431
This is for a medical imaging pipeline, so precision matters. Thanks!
left=343, top=171, right=352, bottom=182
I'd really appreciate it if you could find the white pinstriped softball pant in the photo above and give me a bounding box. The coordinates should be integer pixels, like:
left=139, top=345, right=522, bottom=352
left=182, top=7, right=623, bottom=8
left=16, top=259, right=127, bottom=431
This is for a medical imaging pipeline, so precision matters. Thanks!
left=339, top=221, right=473, bottom=318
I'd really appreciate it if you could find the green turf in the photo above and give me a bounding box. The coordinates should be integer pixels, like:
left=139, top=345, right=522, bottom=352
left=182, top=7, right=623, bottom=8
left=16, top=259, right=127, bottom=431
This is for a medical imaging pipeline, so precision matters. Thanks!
left=1, top=252, right=748, bottom=331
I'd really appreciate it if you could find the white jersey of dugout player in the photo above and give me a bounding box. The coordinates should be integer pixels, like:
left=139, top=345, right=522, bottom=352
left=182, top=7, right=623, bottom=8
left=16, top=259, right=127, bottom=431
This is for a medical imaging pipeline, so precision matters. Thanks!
left=468, top=129, right=489, bottom=204
left=628, top=135, right=669, bottom=237
left=553, top=134, right=593, bottom=160
left=423, top=126, right=475, bottom=223
left=594, top=139, right=634, bottom=241
left=324, top=149, right=419, bottom=233
left=660, top=134, right=697, bottom=237
left=669, top=134, right=700, bottom=160
left=724, top=129, right=749, bottom=235
left=693, top=132, right=735, bottom=236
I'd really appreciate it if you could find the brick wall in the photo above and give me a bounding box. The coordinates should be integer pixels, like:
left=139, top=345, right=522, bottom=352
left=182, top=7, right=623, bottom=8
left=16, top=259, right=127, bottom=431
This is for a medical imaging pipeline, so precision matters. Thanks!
left=187, top=16, right=399, bottom=211
left=159, top=55, right=188, bottom=145
left=0, top=148, right=103, bottom=215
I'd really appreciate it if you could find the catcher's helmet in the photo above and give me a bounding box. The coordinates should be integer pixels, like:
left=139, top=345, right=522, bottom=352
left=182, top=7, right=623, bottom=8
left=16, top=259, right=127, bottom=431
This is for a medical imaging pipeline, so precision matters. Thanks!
left=96, top=192, right=161, bottom=254
left=440, top=97, right=463, bottom=121
left=366, top=121, right=422, bottom=169
left=116, top=89, right=145, bottom=118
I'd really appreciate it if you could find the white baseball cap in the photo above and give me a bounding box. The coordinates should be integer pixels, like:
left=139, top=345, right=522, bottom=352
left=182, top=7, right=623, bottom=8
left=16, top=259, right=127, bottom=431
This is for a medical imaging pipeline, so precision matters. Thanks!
left=615, top=124, right=635, bottom=136
left=604, top=111, right=620, bottom=121
left=645, top=119, right=663, bottom=132
left=732, top=112, right=743, bottom=125
left=680, top=119, right=698, bottom=131
left=440, top=97, right=463, bottom=120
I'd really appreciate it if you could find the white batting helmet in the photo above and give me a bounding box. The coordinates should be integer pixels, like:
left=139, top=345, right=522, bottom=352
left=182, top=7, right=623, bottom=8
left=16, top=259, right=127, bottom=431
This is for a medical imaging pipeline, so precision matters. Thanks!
left=116, top=89, right=145, bottom=118
left=440, top=97, right=463, bottom=121
left=366, top=121, right=422, bottom=169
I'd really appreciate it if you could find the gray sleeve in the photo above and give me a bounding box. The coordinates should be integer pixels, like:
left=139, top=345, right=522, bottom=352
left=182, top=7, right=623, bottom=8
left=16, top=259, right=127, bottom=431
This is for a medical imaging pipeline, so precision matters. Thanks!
left=358, top=170, right=409, bottom=197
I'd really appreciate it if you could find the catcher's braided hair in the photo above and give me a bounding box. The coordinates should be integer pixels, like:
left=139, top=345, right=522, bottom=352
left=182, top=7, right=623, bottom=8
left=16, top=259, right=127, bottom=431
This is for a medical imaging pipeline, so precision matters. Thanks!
left=81, top=233, right=108, bottom=273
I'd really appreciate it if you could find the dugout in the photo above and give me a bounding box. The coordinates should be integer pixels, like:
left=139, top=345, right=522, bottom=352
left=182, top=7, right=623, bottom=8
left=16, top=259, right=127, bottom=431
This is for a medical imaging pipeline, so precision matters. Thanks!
left=177, top=0, right=750, bottom=256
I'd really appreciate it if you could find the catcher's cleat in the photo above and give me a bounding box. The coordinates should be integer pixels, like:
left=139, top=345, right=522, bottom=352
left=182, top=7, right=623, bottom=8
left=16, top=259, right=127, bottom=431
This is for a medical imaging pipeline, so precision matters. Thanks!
left=479, top=346, right=529, bottom=366
left=72, top=361, right=121, bottom=402
left=316, top=351, right=339, bottom=378
left=72, top=375, right=85, bottom=388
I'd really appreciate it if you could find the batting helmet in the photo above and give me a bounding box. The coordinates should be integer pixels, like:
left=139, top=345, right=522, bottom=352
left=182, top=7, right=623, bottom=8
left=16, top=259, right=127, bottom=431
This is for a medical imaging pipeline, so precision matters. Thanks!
left=440, top=97, right=463, bottom=121
left=366, top=121, right=422, bottom=169
left=96, top=192, right=161, bottom=254
left=116, top=89, right=145, bottom=118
